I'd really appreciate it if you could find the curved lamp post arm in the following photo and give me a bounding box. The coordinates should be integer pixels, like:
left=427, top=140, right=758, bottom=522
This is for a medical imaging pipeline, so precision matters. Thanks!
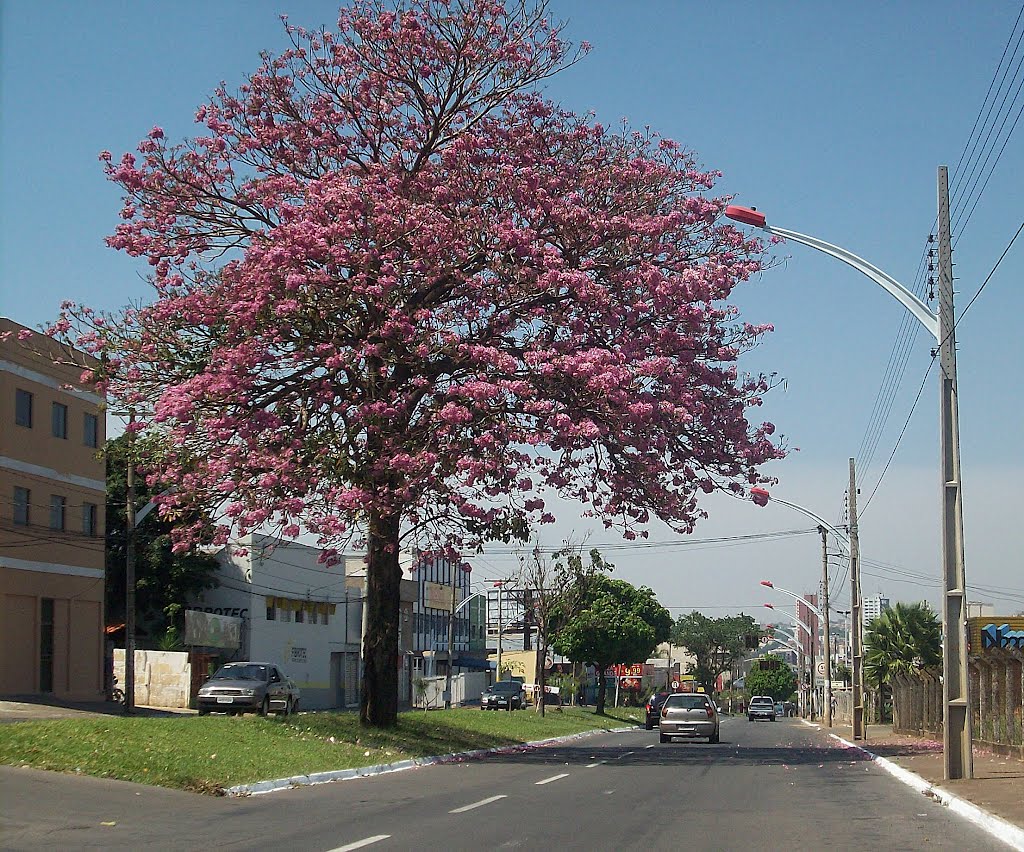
left=725, top=206, right=939, bottom=342
left=764, top=604, right=813, bottom=637
left=768, top=225, right=940, bottom=342
left=762, top=581, right=823, bottom=620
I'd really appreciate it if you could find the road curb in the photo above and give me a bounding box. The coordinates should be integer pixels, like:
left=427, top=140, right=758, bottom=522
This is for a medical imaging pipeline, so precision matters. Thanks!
left=225, top=724, right=638, bottom=797
left=817, top=725, right=1024, bottom=851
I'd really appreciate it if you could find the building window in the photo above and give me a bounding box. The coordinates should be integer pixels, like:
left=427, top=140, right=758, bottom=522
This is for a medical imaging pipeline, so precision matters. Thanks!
left=83, top=412, right=99, bottom=448
left=16, top=389, right=33, bottom=427
left=279, top=609, right=291, bottom=623
left=14, top=487, right=30, bottom=526
left=49, top=495, right=66, bottom=530
left=295, top=607, right=305, bottom=624
left=51, top=402, right=68, bottom=439
left=310, top=608, right=319, bottom=625
left=266, top=603, right=276, bottom=621
left=82, top=502, right=98, bottom=537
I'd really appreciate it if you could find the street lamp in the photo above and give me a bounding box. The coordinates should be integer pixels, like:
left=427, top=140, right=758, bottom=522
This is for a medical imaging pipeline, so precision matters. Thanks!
left=728, top=169, right=974, bottom=781
left=752, top=493, right=846, bottom=730
left=764, top=603, right=815, bottom=718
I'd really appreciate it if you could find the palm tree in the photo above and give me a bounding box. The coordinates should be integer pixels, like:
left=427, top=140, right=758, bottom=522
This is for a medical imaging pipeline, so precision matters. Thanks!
left=864, top=602, right=941, bottom=722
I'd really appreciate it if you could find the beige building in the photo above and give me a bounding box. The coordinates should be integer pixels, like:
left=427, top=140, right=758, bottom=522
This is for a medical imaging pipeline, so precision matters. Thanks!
left=0, top=317, right=106, bottom=699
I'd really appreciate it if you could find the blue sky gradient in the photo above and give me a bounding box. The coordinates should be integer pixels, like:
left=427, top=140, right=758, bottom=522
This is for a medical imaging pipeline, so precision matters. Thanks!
left=2, top=1, right=1021, bottom=616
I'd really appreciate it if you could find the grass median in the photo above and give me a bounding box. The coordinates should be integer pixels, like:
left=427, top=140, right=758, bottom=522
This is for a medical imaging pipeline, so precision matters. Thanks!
left=0, top=705, right=641, bottom=795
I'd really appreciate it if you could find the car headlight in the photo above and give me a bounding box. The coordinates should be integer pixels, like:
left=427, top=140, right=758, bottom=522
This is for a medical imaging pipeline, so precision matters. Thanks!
left=240, top=688, right=255, bottom=696
left=198, top=687, right=211, bottom=696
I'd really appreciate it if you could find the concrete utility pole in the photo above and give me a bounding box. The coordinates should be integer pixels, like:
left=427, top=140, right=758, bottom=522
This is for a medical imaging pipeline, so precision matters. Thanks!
left=820, top=526, right=833, bottom=728
left=124, top=413, right=137, bottom=715
left=807, top=606, right=816, bottom=721
left=937, top=165, right=974, bottom=780
left=495, top=583, right=503, bottom=680
left=444, top=558, right=458, bottom=709
left=849, top=458, right=864, bottom=740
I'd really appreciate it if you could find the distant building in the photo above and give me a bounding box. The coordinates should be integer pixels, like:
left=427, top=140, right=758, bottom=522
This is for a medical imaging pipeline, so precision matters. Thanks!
left=863, top=594, right=891, bottom=626
left=0, top=318, right=106, bottom=699
left=967, top=601, right=996, bottom=618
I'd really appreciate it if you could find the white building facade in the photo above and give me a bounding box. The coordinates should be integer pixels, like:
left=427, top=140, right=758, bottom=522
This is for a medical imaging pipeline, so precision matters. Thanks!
left=188, top=534, right=363, bottom=710
left=862, top=594, right=891, bottom=627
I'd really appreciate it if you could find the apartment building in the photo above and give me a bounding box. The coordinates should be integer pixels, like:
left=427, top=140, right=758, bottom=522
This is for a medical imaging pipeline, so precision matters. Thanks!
left=0, top=318, right=106, bottom=698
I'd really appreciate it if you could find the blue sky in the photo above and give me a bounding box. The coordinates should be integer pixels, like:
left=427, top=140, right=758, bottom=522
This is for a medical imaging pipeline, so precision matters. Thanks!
left=2, top=1, right=1022, bottom=618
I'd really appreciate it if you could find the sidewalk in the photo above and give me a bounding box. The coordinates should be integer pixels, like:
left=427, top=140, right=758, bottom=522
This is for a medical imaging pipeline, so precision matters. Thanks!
left=832, top=723, right=1024, bottom=835
left=0, top=695, right=194, bottom=723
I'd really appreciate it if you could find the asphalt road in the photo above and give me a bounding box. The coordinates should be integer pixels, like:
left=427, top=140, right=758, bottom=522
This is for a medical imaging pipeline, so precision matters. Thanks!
left=0, top=716, right=1011, bottom=851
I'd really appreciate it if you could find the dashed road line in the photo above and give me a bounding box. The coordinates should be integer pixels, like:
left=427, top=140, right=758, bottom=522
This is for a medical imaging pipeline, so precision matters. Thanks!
left=535, top=773, right=570, bottom=785
left=616, top=751, right=636, bottom=759
left=449, top=795, right=507, bottom=814
left=586, top=761, right=605, bottom=768
left=645, top=744, right=656, bottom=749
left=328, top=836, right=391, bottom=852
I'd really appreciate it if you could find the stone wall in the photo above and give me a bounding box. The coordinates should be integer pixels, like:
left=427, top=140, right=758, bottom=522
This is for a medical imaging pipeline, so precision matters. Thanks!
left=113, top=649, right=191, bottom=708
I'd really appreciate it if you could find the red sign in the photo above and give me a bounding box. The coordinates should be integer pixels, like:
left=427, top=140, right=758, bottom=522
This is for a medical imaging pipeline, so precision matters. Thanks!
left=612, top=663, right=644, bottom=678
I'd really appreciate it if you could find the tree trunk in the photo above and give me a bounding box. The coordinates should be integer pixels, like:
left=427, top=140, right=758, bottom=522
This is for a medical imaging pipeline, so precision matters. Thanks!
left=360, top=509, right=402, bottom=728
left=595, top=664, right=607, bottom=715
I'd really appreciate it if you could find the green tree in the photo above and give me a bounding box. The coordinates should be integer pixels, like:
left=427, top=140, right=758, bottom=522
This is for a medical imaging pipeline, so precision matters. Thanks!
left=864, top=601, right=941, bottom=721
left=745, top=654, right=798, bottom=702
left=552, top=575, right=672, bottom=715
left=672, top=611, right=759, bottom=694
left=106, top=434, right=220, bottom=640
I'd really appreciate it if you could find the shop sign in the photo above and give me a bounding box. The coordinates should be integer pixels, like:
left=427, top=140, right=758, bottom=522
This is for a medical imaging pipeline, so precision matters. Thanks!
left=969, top=617, right=1024, bottom=652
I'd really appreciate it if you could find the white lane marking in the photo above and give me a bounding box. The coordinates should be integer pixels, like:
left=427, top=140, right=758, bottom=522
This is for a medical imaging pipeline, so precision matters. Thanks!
left=535, top=773, right=570, bottom=785
left=586, top=761, right=605, bottom=768
left=616, top=751, right=635, bottom=759
left=449, top=795, right=507, bottom=814
left=645, top=744, right=656, bottom=749
left=328, top=836, right=391, bottom=852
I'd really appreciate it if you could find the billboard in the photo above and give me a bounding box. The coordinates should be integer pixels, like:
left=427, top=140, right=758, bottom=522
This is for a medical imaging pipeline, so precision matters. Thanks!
left=968, top=617, right=1024, bottom=652
left=184, top=609, right=241, bottom=649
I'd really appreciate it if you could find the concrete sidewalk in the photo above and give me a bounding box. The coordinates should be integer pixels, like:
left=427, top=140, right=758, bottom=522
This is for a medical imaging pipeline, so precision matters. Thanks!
left=833, top=723, right=1024, bottom=835
left=0, top=695, right=194, bottom=723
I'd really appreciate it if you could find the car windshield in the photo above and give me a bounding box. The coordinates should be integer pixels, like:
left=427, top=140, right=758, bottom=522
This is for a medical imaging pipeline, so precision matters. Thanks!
left=490, top=682, right=519, bottom=693
left=665, top=695, right=711, bottom=709
left=751, top=698, right=773, bottom=706
left=212, top=664, right=267, bottom=681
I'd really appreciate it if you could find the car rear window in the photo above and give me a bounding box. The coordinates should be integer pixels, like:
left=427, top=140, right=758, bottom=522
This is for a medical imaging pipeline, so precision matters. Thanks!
left=665, top=695, right=711, bottom=709
left=751, top=698, right=774, bottom=706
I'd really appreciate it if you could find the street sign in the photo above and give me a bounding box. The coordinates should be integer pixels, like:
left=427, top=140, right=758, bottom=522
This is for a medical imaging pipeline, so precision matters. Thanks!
left=671, top=680, right=680, bottom=689
left=816, top=661, right=826, bottom=676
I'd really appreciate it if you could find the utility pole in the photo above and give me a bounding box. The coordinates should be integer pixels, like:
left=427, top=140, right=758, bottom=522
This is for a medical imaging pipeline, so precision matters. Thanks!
left=937, top=165, right=973, bottom=780
left=495, top=583, right=503, bottom=681
left=444, top=558, right=458, bottom=709
left=820, top=526, right=833, bottom=728
left=849, top=458, right=865, bottom=740
left=124, top=413, right=136, bottom=715
left=807, top=604, right=816, bottom=721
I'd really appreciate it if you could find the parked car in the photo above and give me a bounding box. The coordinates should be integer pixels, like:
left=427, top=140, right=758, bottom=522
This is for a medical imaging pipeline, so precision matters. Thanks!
left=644, top=691, right=671, bottom=729
left=480, top=680, right=525, bottom=710
left=774, top=701, right=785, bottom=718
left=748, top=695, right=776, bottom=721
left=659, top=693, right=720, bottom=743
left=196, top=662, right=300, bottom=716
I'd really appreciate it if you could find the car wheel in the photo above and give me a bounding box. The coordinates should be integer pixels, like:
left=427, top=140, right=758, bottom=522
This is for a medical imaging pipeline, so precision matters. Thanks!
left=748, top=716, right=753, bottom=722
left=198, top=707, right=210, bottom=716
left=709, top=728, right=720, bottom=744
left=259, top=696, right=270, bottom=717
left=659, top=733, right=669, bottom=743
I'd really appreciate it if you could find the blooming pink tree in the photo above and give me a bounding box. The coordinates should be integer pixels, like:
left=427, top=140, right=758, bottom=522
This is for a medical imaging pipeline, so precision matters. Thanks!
left=52, top=0, right=784, bottom=727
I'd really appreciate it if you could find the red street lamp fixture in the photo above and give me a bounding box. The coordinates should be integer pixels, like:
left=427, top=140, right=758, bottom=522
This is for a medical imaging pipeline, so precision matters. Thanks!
left=760, top=580, right=774, bottom=589
left=763, top=603, right=775, bottom=610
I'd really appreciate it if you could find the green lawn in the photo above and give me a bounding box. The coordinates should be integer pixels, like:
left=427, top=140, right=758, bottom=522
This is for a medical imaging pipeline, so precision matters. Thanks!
left=0, top=706, right=641, bottom=795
